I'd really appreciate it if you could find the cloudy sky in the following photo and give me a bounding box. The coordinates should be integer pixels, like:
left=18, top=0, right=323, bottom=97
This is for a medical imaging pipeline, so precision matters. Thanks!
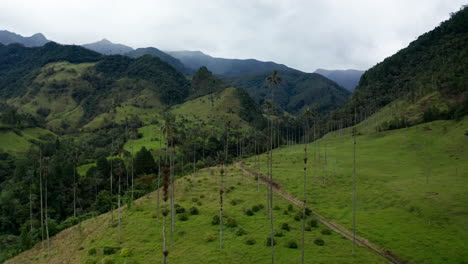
left=0, top=0, right=465, bottom=72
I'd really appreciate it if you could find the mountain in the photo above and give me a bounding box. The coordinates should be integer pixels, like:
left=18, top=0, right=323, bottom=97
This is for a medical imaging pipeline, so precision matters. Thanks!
left=331, top=6, right=468, bottom=127
left=0, top=30, right=49, bottom=47
left=224, top=70, right=350, bottom=115
left=167, top=50, right=298, bottom=76
left=125, top=47, right=189, bottom=74
left=314, top=69, right=363, bottom=92
left=82, top=39, right=133, bottom=55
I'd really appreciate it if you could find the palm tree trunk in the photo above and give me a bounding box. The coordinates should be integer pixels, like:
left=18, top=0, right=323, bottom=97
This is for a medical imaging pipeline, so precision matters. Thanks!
left=39, top=150, right=44, bottom=248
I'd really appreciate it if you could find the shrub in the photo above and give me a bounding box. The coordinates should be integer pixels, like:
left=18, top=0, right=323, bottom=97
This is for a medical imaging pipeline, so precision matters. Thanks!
left=226, top=217, right=238, bottom=228
left=178, top=213, right=189, bottom=221
left=205, top=234, right=215, bottom=242
left=252, top=205, right=260, bottom=212
left=257, top=204, right=264, bottom=210
left=103, top=247, right=118, bottom=255
left=189, top=207, right=199, bottom=215
left=274, top=231, right=284, bottom=237
left=305, top=226, right=311, bottom=231
left=321, top=229, right=332, bottom=235
left=308, top=219, right=318, bottom=228
left=305, top=207, right=312, bottom=216
left=265, top=236, right=276, bottom=246
left=120, top=248, right=132, bottom=257
left=88, top=248, right=97, bottom=256
left=230, top=200, right=238, bottom=206
left=245, top=209, right=254, bottom=216
left=60, top=216, right=79, bottom=230
left=197, top=201, right=202, bottom=206
left=281, top=223, right=290, bottom=231
left=235, top=228, right=247, bottom=236
left=288, top=204, right=294, bottom=211
left=245, top=238, right=256, bottom=245
left=200, top=194, right=205, bottom=198
left=175, top=207, right=186, bottom=214
left=273, top=205, right=281, bottom=210
left=286, top=240, right=298, bottom=248
left=314, top=238, right=325, bottom=246
left=211, top=215, right=220, bottom=225
left=192, top=197, right=198, bottom=202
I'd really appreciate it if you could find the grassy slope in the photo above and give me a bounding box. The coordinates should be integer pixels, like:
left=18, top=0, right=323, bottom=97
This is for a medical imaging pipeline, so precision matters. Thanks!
left=6, top=167, right=385, bottom=264
left=171, top=87, right=249, bottom=128
left=123, top=124, right=166, bottom=153
left=245, top=118, right=468, bottom=263
left=0, top=128, right=56, bottom=154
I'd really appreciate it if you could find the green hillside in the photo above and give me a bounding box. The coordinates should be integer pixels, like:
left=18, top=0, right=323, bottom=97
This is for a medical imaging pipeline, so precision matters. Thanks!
left=224, top=70, right=350, bottom=115
left=6, top=167, right=385, bottom=264
left=244, top=117, right=468, bottom=263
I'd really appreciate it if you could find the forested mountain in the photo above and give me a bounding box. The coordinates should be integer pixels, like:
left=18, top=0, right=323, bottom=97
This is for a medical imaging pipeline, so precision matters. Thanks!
left=314, top=69, right=363, bottom=92
left=125, top=47, right=188, bottom=74
left=0, top=30, right=49, bottom=47
left=82, top=39, right=133, bottom=55
left=330, top=6, right=468, bottom=127
left=224, top=70, right=350, bottom=115
left=167, top=50, right=298, bottom=76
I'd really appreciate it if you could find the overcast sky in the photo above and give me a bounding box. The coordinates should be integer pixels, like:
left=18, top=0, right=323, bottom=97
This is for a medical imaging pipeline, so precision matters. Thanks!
left=0, top=0, right=465, bottom=72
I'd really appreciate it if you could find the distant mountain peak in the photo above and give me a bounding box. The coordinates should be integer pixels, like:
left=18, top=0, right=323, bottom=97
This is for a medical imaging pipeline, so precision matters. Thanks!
left=82, top=38, right=133, bottom=55
left=314, top=69, right=364, bottom=92
left=0, top=30, right=50, bottom=47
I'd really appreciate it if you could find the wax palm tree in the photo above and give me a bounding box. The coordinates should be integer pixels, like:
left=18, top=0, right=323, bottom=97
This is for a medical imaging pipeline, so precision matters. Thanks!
left=266, top=70, right=282, bottom=264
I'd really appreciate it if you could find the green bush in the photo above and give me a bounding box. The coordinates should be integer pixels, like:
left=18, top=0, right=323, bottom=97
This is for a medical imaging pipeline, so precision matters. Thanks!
left=281, top=223, right=290, bottom=231
left=314, top=238, right=325, bottom=246
left=245, top=209, right=254, bottom=216
left=245, top=238, right=256, bottom=245
left=265, top=236, right=276, bottom=246
left=103, top=247, right=118, bottom=255
left=321, top=229, right=332, bottom=235
left=205, top=234, right=215, bottom=242
left=273, top=205, right=281, bottom=210
left=175, top=207, right=186, bottom=214
left=60, top=216, right=79, bottom=230
left=211, top=215, right=220, bottom=225
left=252, top=205, right=260, bottom=212
left=191, top=197, right=198, bottom=202
left=226, top=217, right=238, bottom=228
left=189, top=207, right=199, bottom=215
left=274, top=231, right=284, bottom=237
left=288, top=204, right=294, bottom=211
left=308, top=219, right=318, bottom=228
left=230, top=200, right=238, bottom=206
left=178, top=213, right=189, bottom=221
left=235, top=228, right=247, bottom=236
left=286, top=240, right=298, bottom=248
left=88, top=248, right=97, bottom=256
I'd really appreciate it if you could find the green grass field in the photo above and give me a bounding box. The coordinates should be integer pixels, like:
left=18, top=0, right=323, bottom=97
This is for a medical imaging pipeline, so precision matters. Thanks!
left=244, top=118, right=468, bottom=263
left=0, top=128, right=56, bottom=154
left=6, top=167, right=386, bottom=264
left=123, top=124, right=165, bottom=154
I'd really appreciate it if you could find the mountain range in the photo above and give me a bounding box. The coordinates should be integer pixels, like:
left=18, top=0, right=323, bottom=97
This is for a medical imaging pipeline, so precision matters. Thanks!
left=0, top=30, right=49, bottom=47
left=314, top=69, right=363, bottom=92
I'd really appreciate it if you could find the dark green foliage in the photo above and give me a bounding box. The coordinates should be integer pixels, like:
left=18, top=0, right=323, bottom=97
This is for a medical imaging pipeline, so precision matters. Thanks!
left=274, top=231, right=284, bottom=237
left=178, top=213, right=189, bottom=221
left=314, top=238, right=325, bottom=246
left=251, top=205, right=260, bottom=212
left=235, top=228, right=247, bottom=236
left=281, top=223, right=290, bottom=231
left=189, top=66, right=227, bottom=99
left=321, top=229, right=332, bottom=235
left=211, top=215, right=220, bottom=225
left=59, top=216, right=79, bottom=230
left=225, top=70, right=350, bottom=115
left=244, top=209, right=254, bottom=216
left=287, top=204, right=294, bottom=212
left=189, top=207, right=199, bottom=215
left=333, top=7, right=468, bottom=125
left=265, top=236, right=276, bottom=246
left=103, top=246, right=118, bottom=255
left=308, top=219, right=318, bottom=228
left=285, top=240, right=298, bottom=249
left=226, top=217, right=238, bottom=228
left=175, top=207, right=186, bottom=214
left=88, top=248, right=97, bottom=256
left=245, top=238, right=256, bottom=245
left=134, top=147, right=156, bottom=176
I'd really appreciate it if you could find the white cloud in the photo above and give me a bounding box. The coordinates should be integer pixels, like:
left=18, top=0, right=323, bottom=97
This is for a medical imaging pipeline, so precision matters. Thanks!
left=0, top=0, right=465, bottom=71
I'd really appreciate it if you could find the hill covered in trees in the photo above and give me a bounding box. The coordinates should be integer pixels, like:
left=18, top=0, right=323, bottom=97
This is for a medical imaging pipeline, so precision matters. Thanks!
left=330, top=7, right=468, bottom=127
left=224, top=70, right=350, bottom=115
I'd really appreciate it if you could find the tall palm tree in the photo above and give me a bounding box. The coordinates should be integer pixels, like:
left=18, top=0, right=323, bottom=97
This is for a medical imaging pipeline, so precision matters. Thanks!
left=266, top=70, right=282, bottom=264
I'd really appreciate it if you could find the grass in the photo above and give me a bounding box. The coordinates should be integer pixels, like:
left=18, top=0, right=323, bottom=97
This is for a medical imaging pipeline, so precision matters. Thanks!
left=244, top=117, right=468, bottom=263
left=6, top=167, right=385, bottom=264
left=0, top=128, right=56, bottom=154
left=123, top=124, right=166, bottom=153
left=171, top=87, right=250, bottom=128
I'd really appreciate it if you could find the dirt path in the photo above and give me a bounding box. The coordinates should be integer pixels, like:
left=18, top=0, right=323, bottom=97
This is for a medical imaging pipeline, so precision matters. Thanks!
left=236, top=161, right=406, bottom=264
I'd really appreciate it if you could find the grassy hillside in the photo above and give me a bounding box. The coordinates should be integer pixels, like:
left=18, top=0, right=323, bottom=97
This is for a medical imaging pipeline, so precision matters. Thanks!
left=244, top=117, right=468, bottom=263
left=0, top=127, right=56, bottom=154
left=6, top=166, right=385, bottom=264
